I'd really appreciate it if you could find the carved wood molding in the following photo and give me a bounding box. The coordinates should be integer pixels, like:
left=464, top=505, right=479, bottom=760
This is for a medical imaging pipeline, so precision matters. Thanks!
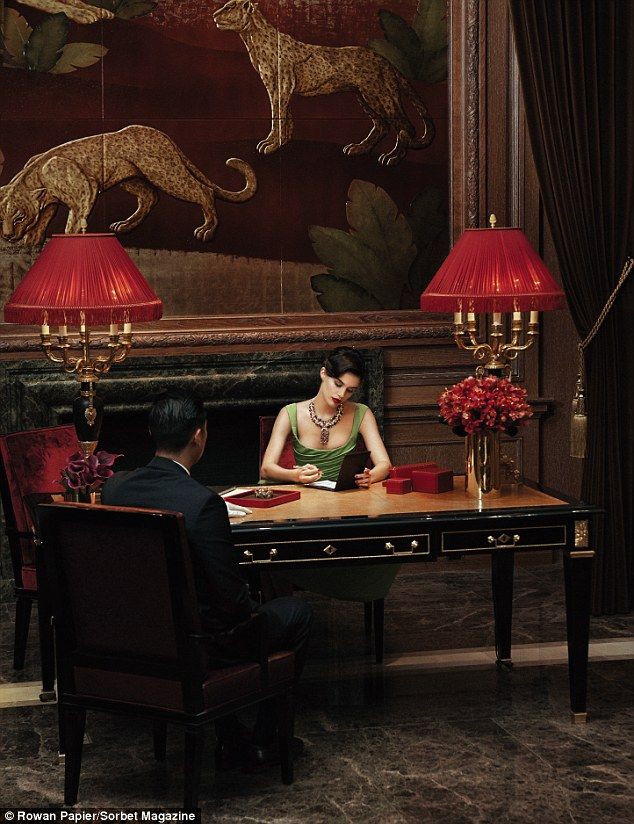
left=0, top=314, right=454, bottom=356
left=450, top=0, right=481, bottom=239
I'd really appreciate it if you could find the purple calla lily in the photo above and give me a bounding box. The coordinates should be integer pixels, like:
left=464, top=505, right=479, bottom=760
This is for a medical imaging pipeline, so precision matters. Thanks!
left=58, top=449, right=123, bottom=494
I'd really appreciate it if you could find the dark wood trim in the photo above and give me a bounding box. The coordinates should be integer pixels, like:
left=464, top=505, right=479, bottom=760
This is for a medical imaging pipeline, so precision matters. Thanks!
left=0, top=313, right=454, bottom=357
left=450, top=0, right=481, bottom=240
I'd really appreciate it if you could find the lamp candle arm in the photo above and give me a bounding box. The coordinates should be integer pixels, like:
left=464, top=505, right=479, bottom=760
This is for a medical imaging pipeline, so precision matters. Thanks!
left=453, top=312, right=541, bottom=370
left=40, top=327, right=134, bottom=379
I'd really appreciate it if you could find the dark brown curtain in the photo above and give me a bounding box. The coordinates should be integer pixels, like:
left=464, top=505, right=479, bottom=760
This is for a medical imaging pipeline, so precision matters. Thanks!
left=509, top=1, right=634, bottom=613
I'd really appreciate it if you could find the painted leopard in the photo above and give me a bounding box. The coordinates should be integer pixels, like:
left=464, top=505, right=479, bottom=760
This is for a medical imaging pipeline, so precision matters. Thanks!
left=16, top=0, right=114, bottom=24
left=0, top=125, right=257, bottom=246
left=213, top=0, right=435, bottom=166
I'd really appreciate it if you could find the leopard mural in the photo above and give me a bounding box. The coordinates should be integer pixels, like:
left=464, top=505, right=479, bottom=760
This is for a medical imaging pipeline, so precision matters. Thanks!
left=213, top=0, right=435, bottom=166
left=0, top=126, right=257, bottom=247
left=16, top=0, right=114, bottom=24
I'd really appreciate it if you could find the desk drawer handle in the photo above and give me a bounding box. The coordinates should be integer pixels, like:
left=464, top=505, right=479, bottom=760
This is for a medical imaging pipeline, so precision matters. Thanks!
left=323, top=544, right=337, bottom=556
left=269, top=548, right=278, bottom=561
left=410, top=540, right=419, bottom=552
left=384, top=541, right=395, bottom=553
left=487, top=533, right=520, bottom=548
left=243, top=550, right=254, bottom=562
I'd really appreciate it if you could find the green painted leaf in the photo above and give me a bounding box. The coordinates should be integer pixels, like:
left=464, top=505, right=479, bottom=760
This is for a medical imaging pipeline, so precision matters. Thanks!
left=418, top=47, right=448, bottom=83
left=85, top=0, right=117, bottom=11
left=310, top=274, right=383, bottom=313
left=309, top=226, right=388, bottom=306
left=367, top=37, right=414, bottom=80
left=378, top=10, right=421, bottom=68
left=402, top=185, right=449, bottom=307
left=407, top=186, right=446, bottom=246
left=50, top=42, right=108, bottom=74
left=346, top=180, right=417, bottom=304
left=413, top=0, right=448, bottom=54
left=114, top=0, right=157, bottom=20
left=310, top=181, right=417, bottom=310
left=24, top=13, right=69, bottom=73
left=2, top=8, right=32, bottom=66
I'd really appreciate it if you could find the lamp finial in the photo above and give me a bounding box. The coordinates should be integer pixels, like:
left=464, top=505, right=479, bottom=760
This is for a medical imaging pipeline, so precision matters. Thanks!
left=489, top=214, right=497, bottom=228
left=79, top=218, right=88, bottom=234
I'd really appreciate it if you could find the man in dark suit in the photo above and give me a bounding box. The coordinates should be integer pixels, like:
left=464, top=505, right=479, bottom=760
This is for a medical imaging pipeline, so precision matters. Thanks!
left=102, top=389, right=312, bottom=764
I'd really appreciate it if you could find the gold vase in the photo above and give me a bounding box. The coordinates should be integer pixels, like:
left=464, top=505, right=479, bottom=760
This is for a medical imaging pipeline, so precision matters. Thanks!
left=465, top=430, right=501, bottom=499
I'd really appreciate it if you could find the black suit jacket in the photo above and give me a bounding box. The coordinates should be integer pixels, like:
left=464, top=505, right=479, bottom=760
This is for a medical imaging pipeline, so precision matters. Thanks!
left=101, top=456, right=253, bottom=633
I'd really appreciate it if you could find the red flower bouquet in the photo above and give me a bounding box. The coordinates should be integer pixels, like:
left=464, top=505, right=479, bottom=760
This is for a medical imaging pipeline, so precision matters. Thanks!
left=58, top=450, right=123, bottom=493
left=438, top=375, right=532, bottom=437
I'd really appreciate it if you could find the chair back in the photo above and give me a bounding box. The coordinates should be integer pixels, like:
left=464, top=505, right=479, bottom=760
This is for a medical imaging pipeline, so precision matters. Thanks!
left=38, top=502, right=207, bottom=713
left=0, top=425, right=78, bottom=589
left=259, top=416, right=295, bottom=472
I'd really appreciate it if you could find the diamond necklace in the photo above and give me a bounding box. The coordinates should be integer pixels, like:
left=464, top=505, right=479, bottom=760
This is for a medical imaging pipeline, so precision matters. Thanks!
left=308, top=400, right=344, bottom=446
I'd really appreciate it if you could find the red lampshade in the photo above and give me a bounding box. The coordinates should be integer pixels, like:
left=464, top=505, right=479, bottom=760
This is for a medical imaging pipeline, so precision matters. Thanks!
left=420, top=227, right=566, bottom=313
left=3, top=233, right=163, bottom=325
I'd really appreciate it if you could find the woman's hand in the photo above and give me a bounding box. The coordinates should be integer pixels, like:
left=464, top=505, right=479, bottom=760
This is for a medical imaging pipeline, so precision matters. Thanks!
left=293, top=464, right=323, bottom=484
left=355, top=467, right=372, bottom=488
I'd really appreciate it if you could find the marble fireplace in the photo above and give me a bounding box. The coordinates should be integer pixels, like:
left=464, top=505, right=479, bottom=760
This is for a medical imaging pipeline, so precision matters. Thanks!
left=0, top=349, right=383, bottom=572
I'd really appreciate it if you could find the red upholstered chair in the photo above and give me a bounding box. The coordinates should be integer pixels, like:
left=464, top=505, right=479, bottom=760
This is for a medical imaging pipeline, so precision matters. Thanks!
left=37, top=502, right=295, bottom=810
left=258, top=415, right=386, bottom=663
left=0, top=424, right=79, bottom=696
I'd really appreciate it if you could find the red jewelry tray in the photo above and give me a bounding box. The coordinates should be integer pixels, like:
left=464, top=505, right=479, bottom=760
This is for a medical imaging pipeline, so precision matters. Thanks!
left=224, top=489, right=301, bottom=508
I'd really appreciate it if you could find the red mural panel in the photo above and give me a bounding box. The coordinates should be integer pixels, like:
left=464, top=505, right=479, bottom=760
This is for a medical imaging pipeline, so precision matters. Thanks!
left=0, top=0, right=449, bottom=316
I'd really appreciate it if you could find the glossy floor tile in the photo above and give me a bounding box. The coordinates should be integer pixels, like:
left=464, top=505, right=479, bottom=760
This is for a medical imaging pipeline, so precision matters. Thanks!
left=1, top=558, right=633, bottom=822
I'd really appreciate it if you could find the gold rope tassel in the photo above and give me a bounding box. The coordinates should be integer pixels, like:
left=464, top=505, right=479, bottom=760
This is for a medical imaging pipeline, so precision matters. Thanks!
left=570, top=348, right=587, bottom=459
left=570, top=257, right=633, bottom=459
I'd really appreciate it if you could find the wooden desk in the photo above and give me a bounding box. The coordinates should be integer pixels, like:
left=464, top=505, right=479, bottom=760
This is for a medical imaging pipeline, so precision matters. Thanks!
left=231, top=480, right=601, bottom=722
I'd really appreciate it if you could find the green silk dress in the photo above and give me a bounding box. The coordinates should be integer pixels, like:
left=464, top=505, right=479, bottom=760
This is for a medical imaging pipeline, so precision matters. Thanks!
left=286, top=402, right=400, bottom=602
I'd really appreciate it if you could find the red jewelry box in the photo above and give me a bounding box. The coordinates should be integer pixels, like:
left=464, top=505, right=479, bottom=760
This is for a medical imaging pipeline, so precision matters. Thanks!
left=386, top=477, right=413, bottom=494
left=388, top=462, right=438, bottom=480
left=224, top=489, right=301, bottom=508
left=411, top=468, right=454, bottom=494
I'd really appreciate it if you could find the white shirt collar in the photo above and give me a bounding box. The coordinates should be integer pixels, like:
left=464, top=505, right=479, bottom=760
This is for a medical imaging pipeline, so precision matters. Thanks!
left=170, top=459, right=190, bottom=476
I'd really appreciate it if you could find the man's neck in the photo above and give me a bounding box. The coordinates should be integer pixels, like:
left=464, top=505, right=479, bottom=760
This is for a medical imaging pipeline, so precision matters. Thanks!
left=155, top=450, right=194, bottom=473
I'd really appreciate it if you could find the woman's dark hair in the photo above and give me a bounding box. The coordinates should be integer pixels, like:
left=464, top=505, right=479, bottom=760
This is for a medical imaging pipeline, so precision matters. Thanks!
left=323, top=347, right=365, bottom=381
left=148, top=389, right=207, bottom=452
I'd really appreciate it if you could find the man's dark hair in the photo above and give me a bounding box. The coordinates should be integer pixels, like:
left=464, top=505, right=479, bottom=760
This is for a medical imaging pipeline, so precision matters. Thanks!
left=323, top=347, right=366, bottom=381
left=148, top=390, right=207, bottom=452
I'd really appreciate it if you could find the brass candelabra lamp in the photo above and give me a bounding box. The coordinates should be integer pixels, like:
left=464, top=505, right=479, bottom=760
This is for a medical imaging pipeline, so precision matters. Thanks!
left=4, top=232, right=162, bottom=455
left=421, top=215, right=566, bottom=375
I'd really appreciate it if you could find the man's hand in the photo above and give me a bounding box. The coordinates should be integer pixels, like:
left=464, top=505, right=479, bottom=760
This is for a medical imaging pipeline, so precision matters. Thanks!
left=294, top=464, right=322, bottom=484
left=355, top=467, right=372, bottom=488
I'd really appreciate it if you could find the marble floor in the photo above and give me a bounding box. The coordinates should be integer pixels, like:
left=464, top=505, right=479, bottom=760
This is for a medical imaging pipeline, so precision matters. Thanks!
left=1, top=556, right=633, bottom=823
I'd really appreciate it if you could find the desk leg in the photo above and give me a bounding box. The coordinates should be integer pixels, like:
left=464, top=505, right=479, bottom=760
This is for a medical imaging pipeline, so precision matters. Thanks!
left=563, top=549, right=594, bottom=723
left=491, top=550, right=514, bottom=671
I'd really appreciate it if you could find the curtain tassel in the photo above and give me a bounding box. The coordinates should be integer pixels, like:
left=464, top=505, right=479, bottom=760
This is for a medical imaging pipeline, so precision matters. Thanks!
left=570, top=349, right=586, bottom=459
left=569, top=257, right=633, bottom=460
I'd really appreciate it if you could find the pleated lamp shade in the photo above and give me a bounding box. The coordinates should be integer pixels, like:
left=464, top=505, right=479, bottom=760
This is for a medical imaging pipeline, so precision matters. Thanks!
left=4, top=233, right=163, bottom=325
left=420, top=227, right=566, bottom=313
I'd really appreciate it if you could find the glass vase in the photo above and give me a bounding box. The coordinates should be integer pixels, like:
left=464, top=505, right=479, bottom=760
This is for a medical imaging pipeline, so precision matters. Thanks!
left=63, top=489, right=99, bottom=505
left=465, top=430, right=501, bottom=499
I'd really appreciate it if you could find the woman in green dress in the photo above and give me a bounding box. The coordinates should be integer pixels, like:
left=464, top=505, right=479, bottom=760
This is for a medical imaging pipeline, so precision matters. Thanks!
left=260, top=348, right=397, bottom=601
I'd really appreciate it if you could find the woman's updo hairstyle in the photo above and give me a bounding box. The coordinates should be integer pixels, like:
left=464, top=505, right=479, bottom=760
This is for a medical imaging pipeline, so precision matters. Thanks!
left=323, top=347, right=365, bottom=381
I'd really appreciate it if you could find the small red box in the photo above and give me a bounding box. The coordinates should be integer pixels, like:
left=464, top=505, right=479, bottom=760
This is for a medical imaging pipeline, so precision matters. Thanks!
left=389, top=462, right=437, bottom=480
left=224, top=489, right=301, bottom=508
left=411, top=468, right=454, bottom=493
left=386, top=477, right=413, bottom=494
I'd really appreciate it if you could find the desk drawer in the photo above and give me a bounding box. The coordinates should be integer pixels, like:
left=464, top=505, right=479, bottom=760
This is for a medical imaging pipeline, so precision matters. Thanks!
left=236, top=532, right=430, bottom=564
left=441, top=524, right=567, bottom=554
